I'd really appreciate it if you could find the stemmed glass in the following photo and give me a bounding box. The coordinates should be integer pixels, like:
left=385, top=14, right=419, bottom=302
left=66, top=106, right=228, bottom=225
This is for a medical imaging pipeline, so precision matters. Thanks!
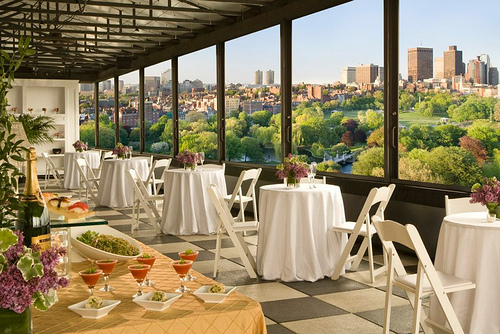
left=178, top=250, right=199, bottom=281
left=79, top=268, right=102, bottom=297
left=172, top=260, right=193, bottom=293
left=308, top=162, right=317, bottom=188
left=136, top=254, right=156, bottom=287
left=128, top=264, right=150, bottom=298
left=96, top=259, right=117, bottom=292
left=199, top=152, right=205, bottom=170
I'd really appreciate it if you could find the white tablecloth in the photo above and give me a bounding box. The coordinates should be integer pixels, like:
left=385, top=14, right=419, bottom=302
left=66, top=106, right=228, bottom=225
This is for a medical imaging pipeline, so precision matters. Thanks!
left=160, top=167, right=227, bottom=235
left=63, top=151, right=101, bottom=189
left=96, top=157, right=149, bottom=208
left=429, top=212, right=500, bottom=334
left=256, top=184, right=347, bottom=282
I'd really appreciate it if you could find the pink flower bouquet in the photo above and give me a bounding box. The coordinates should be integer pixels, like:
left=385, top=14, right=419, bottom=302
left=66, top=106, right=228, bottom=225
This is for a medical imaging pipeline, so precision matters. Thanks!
left=276, top=154, right=309, bottom=187
left=471, top=177, right=500, bottom=215
left=176, top=150, right=197, bottom=170
left=113, top=142, right=130, bottom=159
left=73, top=140, right=88, bottom=152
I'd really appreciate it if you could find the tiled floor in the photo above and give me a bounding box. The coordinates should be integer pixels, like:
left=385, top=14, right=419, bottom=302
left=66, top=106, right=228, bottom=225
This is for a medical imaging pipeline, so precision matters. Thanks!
left=46, top=183, right=422, bottom=334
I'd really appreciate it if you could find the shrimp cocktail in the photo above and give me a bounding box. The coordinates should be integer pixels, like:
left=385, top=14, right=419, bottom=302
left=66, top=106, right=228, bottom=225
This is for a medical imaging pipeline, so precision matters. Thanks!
left=79, top=268, right=102, bottom=296
left=96, top=259, right=118, bottom=292
left=136, top=253, right=156, bottom=287
left=172, top=259, right=193, bottom=293
left=128, top=264, right=151, bottom=297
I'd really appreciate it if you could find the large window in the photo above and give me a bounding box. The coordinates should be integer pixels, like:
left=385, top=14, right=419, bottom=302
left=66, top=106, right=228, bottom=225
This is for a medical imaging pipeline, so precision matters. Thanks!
left=118, top=71, right=139, bottom=151
left=79, top=83, right=95, bottom=147
left=178, top=47, right=218, bottom=160
left=225, top=27, right=281, bottom=165
left=398, top=0, right=500, bottom=187
left=98, top=79, right=115, bottom=149
left=145, top=60, right=173, bottom=155
left=292, top=0, right=384, bottom=175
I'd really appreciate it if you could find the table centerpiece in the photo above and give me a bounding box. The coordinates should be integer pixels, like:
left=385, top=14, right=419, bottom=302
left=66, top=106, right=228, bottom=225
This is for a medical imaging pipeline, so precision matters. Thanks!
left=470, top=176, right=500, bottom=222
left=113, top=142, right=130, bottom=160
left=73, top=140, right=88, bottom=153
left=176, top=150, right=197, bottom=170
left=0, top=228, right=69, bottom=334
left=276, top=154, right=308, bottom=188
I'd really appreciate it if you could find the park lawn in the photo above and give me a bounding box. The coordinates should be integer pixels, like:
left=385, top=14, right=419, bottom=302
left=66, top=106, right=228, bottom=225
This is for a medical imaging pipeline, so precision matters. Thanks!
left=399, top=112, right=442, bottom=126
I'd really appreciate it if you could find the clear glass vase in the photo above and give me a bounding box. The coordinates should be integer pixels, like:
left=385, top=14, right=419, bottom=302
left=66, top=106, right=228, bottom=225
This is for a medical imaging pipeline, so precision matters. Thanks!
left=286, top=177, right=299, bottom=188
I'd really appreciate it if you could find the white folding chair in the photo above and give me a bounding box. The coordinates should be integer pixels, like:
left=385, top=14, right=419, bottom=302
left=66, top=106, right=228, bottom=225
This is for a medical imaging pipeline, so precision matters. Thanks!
left=204, top=163, right=226, bottom=173
left=444, top=195, right=485, bottom=216
left=223, top=168, right=262, bottom=223
left=126, top=168, right=163, bottom=234
left=331, top=183, right=396, bottom=283
left=145, top=158, right=172, bottom=195
left=92, top=151, right=115, bottom=178
left=207, top=183, right=258, bottom=279
left=374, top=219, right=475, bottom=334
left=74, top=158, right=100, bottom=204
left=300, top=176, right=326, bottom=184
left=41, top=152, right=64, bottom=188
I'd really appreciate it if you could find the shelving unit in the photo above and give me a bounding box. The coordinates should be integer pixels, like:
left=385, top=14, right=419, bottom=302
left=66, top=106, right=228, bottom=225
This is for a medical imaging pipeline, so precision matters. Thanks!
left=7, top=79, right=79, bottom=175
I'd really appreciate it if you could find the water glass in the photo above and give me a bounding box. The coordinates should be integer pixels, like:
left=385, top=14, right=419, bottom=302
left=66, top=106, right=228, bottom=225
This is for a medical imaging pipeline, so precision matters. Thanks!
left=309, top=162, right=317, bottom=188
left=199, top=152, right=205, bottom=170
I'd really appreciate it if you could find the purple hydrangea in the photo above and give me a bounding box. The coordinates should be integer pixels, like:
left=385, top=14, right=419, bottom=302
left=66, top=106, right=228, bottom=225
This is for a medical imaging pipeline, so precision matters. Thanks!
left=276, top=154, right=309, bottom=181
left=176, top=150, right=197, bottom=165
left=470, top=177, right=500, bottom=210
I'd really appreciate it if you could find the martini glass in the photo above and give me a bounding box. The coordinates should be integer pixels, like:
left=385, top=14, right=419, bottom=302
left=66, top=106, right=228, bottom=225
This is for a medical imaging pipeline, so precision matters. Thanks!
left=136, top=254, right=156, bottom=287
left=178, top=250, right=199, bottom=281
left=79, top=269, right=102, bottom=297
left=128, top=264, right=150, bottom=298
left=172, top=260, right=193, bottom=293
left=96, top=259, right=117, bottom=292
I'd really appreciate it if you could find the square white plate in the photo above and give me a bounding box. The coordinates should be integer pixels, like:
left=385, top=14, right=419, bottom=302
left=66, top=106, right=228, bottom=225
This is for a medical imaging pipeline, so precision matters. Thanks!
left=193, top=285, right=236, bottom=303
left=133, top=292, right=182, bottom=311
left=68, top=299, right=121, bottom=319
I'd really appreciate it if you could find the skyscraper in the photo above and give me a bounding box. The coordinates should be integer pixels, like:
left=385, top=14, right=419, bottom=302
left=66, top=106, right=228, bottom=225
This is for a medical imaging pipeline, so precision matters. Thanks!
left=479, top=54, right=490, bottom=84
left=407, top=47, right=433, bottom=82
left=356, top=64, right=378, bottom=84
left=467, top=56, right=487, bottom=84
left=340, top=67, right=356, bottom=84
left=489, top=67, right=499, bottom=86
left=161, top=69, right=172, bottom=86
left=265, top=70, right=274, bottom=85
left=443, top=46, right=465, bottom=79
left=434, top=57, right=444, bottom=79
left=254, top=70, right=263, bottom=85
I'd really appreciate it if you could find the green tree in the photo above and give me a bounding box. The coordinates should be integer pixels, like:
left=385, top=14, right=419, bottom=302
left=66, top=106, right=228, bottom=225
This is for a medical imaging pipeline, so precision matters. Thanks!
left=225, top=117, right=246, bottom=137
left=399, top=156, right=443, bottom=183
left=399, top=90, right=416, bottom=111
left=367, top=127, right=384, bottom=147
left=241, top=136, right=263, bottom=162
left=435, top=124, right=466, bottom=147
left=186, top=111, right=206, bottom=123
left=79, top=121, right=96, bottom=147
left=226, top=131, right=243, bottom=161
left=365, top=110, right=384, bottom=129
left=399, top=124, right=437, bottom=151
left=467, top=120, right=500, bottom=155
left=317, top=160, right=341, bottom=173
left=352, top=147, right=384, bottom=176
left=251, top=110, right=272, bottom=127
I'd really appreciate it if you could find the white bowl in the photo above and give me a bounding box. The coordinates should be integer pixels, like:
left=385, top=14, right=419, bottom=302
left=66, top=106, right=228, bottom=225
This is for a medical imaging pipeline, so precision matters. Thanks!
left=133, top=292, right=182, bottom=311
left=68, top=299, right=121, bottom=319
left=70, top=225, right=142, bottom=261
left=193, top=285, right=236, bottom=303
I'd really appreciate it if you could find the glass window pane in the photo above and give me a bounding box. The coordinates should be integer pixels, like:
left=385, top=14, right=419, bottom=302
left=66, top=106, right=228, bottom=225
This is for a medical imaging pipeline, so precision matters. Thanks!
left=399, top=0, right=498, bottom=187
left=225, top=26, right=281, bottom=165
left=292, top=0, right=384, bottom=176
left=98, top=79, right=115, bottom=149
left=118, top=70, right=139, bottom=151
left=145, top=60, right=173, bottom=155
left=79, top=83, right=95, bottom=147
left=178, top=47, right=218, bottom=160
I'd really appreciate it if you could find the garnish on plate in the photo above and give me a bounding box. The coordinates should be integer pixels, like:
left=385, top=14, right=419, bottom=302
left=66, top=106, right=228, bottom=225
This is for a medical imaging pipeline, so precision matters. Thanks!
left=179, top=258, right=186, bottom=264
left=140, top=253, right=154, bottom=258
left=209, top=284, right=225, bottom=294
left=85, top=296, right=103, bottom=309
left=83, top=268, right=98, bottom=274
left=184, top=249, right=194, bottom=255
left=149, top=291, right=168, bottom=302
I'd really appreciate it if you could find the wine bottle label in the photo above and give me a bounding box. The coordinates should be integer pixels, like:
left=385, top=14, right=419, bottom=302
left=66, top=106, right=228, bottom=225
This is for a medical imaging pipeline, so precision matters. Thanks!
left=32, top=233, right=52, bottom=252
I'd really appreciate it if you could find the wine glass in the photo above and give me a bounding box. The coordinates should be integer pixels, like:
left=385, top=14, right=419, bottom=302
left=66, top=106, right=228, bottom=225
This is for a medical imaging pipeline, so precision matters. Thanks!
left=79, top=268, right=102, bottom=297
left=128, top=264, right=150, bottom=298
left=178, top=250, right=199, bottom=281
left=172, top=260, right=193, bottom=293
left=308, top=162, right=317, bottom=188
left=96, top=259, right=117, bottom=292
left=199, top=152, right=205, bottom=170
left=136, top=254, right=156, bottom=287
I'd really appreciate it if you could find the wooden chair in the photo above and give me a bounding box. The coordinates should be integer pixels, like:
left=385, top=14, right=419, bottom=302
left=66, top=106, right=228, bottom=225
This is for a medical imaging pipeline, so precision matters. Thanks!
left=41, top=152, right=64, bottom=188
left=444, top=195, right=485, bottom=215
left=374, top=219, right=475, bottom=334
left=207, top=183, right=258, bottom=279
left=126, top=168, right=163, bottom=234
left=331, top=183, right=396, bottom=283
left=74, top=158, right=100, bottom=204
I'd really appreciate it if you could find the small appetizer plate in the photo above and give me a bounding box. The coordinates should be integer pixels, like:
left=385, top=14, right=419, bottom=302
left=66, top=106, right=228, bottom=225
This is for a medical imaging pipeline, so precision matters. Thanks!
left=193, top=286, right=236, bottom=303
left=68, top=300, right=121, bottom=319
left=133, top=292, right=182, bottom=311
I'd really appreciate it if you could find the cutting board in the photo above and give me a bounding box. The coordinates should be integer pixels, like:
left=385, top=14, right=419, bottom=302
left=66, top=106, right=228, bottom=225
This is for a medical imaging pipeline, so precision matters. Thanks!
left=47, top=205, right=96, bottom=222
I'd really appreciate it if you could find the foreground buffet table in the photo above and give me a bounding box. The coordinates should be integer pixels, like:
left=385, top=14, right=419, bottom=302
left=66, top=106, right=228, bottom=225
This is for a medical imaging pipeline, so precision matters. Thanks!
left=33, top=242, right=266, bottom=334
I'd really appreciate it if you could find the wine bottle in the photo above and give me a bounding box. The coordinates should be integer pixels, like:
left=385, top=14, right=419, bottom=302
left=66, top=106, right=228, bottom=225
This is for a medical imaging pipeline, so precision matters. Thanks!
left=16, top=147, right=51, bottom=251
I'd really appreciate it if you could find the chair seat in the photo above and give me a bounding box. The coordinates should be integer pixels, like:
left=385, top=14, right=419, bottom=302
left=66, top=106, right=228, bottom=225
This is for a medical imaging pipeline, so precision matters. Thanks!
left=223, top=194, right=254, bottom=204
left=330, top=221, right=377, bottom=236
left=395, top=271, right=475, bottom=294
left=145, top=194, right=163, bottom=201
left=233, top=221, right=259, bottom=232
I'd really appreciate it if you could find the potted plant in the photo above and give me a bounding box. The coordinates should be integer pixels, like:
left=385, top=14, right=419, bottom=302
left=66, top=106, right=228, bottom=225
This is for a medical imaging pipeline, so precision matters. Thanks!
left=14, top=113, right=55, bottom=145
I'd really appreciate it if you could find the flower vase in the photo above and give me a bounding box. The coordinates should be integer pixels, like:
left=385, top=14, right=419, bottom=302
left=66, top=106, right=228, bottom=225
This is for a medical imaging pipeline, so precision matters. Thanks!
left=286, top=177, right=299, bottom=188
left=184, top=163, right=196, bottom=171
left=76, top=148, right=83, bottom=153
left=118, top=154, right=126, bottom=160
left=0, top=307, right=32, bottom=334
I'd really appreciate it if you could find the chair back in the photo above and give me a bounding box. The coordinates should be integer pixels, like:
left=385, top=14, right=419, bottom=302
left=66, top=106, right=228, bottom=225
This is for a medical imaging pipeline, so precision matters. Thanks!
left=444, top=195, right=485, bottom=215
left=227, top=168, right=262, bottom=208
left=42, top=152, right=59, bottom=172
left=126, top=168, right=161, bottom=229
left=207, top=184, right=238, bottom=230
left=356, top=183, right=396, bottom=228
left=75, top=157, right=98, bottom=181
left=300, top=176, right=326, bottom=184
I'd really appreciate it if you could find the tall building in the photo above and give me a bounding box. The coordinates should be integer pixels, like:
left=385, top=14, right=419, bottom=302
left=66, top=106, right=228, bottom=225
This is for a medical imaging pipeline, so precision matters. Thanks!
left=101, top=80, right=112, bottom=91
left=79, top=83, right=94, bottom=91
left=161, top=69, right=172, bottom=86
left=144, top=76, right=160, bottom=92
left=356, top=64, right=379, bottom=84
left=254, top=70, right=263, bottom=85
left=340, top=67, right=356, bottom=84
left=307, top=85, right=324, bottom=100
left=265, top=70, right=274, bottom=85
left=479, top=54, right=490, bottom=84
left=407, top=47, right=433, bottom=82
left=434, top=57, right=444, bottom=79
left=489, top=67, right=499, bottom=86
left=467, top=56, right=487, bottom=84
left=377, top=66, right=384, bottom=83
left=443, top=45, right=465, bottom=80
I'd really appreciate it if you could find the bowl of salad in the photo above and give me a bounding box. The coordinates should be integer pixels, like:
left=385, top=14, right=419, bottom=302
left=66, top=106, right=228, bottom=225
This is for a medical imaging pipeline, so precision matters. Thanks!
left=71, top=225, right=142, bottom=261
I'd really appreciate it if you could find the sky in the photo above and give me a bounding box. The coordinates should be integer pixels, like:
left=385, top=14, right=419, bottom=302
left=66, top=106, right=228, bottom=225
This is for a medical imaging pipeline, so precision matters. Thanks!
left=120, top=0, right=500, bottom=85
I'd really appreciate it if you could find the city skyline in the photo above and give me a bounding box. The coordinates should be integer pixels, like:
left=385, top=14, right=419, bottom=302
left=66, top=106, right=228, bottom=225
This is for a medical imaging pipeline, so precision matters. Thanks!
left=119, top=0, right=500, bottom=86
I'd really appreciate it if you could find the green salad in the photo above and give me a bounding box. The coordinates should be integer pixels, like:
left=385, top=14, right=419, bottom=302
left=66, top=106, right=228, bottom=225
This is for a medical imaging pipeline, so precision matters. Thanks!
left=77, top=230, right=139, bottom=256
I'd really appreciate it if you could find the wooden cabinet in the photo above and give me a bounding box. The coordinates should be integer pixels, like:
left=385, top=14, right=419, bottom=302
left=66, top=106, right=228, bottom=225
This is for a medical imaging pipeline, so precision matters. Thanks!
left=7, top=79, right=79, bottom=175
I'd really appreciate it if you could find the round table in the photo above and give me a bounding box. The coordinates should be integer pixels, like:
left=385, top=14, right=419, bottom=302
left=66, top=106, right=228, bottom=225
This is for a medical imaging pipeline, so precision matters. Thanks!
left=429, top=212, right=500, bottom=334
left=96, top=157, right=149, bottom=208
left=257, top=183, right=347, bottom=282
left=160, top=167, right=227, bottom=235
left=63, top=151, right=101, bottom=189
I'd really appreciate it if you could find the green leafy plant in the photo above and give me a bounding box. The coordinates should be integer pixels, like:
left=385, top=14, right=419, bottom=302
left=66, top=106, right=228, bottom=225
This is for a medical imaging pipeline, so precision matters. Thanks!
left=14, top=113, right=55, bottom=145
